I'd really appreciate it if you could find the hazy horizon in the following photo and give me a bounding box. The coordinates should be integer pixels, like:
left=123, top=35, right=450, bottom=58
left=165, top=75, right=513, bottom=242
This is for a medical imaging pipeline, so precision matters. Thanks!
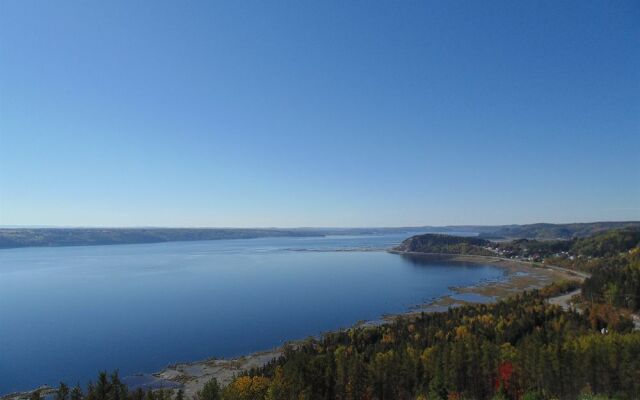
left=1, top=219, right=639, bottom=230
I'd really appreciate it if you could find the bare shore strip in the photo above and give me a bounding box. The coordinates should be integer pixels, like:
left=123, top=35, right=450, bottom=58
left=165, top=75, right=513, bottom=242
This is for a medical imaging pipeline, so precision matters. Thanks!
left=3, top=253, right=584, bottom=400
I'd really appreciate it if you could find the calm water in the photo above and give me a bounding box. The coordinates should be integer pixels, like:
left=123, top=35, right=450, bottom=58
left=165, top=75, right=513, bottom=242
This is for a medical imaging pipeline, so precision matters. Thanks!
left=0, top=233, right=505, bottom=393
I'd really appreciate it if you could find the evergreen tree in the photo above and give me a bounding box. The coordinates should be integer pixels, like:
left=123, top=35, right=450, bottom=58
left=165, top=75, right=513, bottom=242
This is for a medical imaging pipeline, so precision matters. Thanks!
left=56, top=383, right=70, bottom=400
left=70, top=385, right=83, bottom=400
left=94, top=372, right=110, bottom=400
left=129, top=388, right=144, bottom=400
left=108, top=371, right=127, bottom=400
left=196, top=378, right=220, bottom=400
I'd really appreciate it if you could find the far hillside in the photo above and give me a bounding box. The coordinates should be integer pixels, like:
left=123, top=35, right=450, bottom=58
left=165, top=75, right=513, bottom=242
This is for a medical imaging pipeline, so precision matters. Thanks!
left=473, top=221, right=640, bottom=240
left=393, top=234, right=493, bottom=256
left=571, top=228, right=640, bottom=257
left=0, top=228, right=322, bottom=249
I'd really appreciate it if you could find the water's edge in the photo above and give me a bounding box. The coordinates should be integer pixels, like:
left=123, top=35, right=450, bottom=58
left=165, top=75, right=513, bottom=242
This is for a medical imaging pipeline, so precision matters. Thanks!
left=0, top=252, right=580, bottom=399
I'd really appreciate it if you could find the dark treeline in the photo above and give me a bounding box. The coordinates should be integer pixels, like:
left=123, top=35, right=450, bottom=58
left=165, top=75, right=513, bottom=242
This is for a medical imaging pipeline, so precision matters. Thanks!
left=218, top=291, right=640, bottom=400
left=552, top=228, right=640, bottom=312
left=394, top=234, right=494, bottom=256
left=582, top=250, right=640, bottom=311
left=543, top=228, right=640, bottom=272
left=572, top=229, right=640, bottom=258
left=32, top=371, right=184, bottom=400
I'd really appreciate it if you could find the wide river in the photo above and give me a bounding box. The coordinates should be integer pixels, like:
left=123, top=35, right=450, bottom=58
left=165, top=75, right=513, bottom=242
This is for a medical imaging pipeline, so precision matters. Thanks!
left=0, top=233, right=506, bottom=394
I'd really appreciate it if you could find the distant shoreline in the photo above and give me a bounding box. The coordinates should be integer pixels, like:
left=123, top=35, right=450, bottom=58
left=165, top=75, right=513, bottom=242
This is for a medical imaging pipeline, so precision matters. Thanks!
left=0, top=228, right=326, bottom=250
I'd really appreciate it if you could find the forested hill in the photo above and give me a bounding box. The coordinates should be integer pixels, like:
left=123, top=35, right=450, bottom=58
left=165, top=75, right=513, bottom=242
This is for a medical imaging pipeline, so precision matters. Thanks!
left=473, top=221, right=640, bottom=240
left=571, top=228, right=640, bottom=257
left=393, top=234, right=493, bottom=256
left=0, top=228, right=322, bottom=249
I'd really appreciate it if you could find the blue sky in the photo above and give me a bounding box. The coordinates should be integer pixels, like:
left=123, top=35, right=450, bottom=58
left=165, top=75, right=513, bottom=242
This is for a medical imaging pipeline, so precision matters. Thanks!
left=0, top=1, right=638, bottom=227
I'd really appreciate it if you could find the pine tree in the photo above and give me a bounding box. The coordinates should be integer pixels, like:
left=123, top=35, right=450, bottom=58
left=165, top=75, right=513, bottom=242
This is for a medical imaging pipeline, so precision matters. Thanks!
left=70, top=385, right=83, bottom=400
left=56, top=383, right=70, bottom=400
left=196, top=378, right=220, bottom=400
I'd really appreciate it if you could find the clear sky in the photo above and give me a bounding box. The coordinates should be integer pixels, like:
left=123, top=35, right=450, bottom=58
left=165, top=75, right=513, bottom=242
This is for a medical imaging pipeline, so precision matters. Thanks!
left=0, top=1, right=638, bottom=227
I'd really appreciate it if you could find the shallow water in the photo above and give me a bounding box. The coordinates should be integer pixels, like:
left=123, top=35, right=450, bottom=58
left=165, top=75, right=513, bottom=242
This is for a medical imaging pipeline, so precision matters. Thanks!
left=0, top=233, right=505, bottom=393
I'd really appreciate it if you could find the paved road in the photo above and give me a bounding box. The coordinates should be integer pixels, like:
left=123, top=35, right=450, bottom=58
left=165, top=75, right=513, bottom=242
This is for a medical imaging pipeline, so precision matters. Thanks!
left=547, top=288, right=640, bottom=330
left=543, top=263, right=591, bottom=279
left=548, top=289, right=582, bottom=311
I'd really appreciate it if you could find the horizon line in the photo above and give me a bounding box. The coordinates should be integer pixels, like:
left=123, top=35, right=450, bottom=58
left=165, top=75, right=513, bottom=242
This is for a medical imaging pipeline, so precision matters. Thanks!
left=1, top=220, right=639, bottom=230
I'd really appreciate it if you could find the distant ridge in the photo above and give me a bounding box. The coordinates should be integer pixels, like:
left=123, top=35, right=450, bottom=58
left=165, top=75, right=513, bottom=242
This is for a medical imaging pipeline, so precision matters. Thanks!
left=450, top=221, right=640, bottom=240
left=0, top=221, right=638, bottom=249
left=0, top=228, right=322, bottom=249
